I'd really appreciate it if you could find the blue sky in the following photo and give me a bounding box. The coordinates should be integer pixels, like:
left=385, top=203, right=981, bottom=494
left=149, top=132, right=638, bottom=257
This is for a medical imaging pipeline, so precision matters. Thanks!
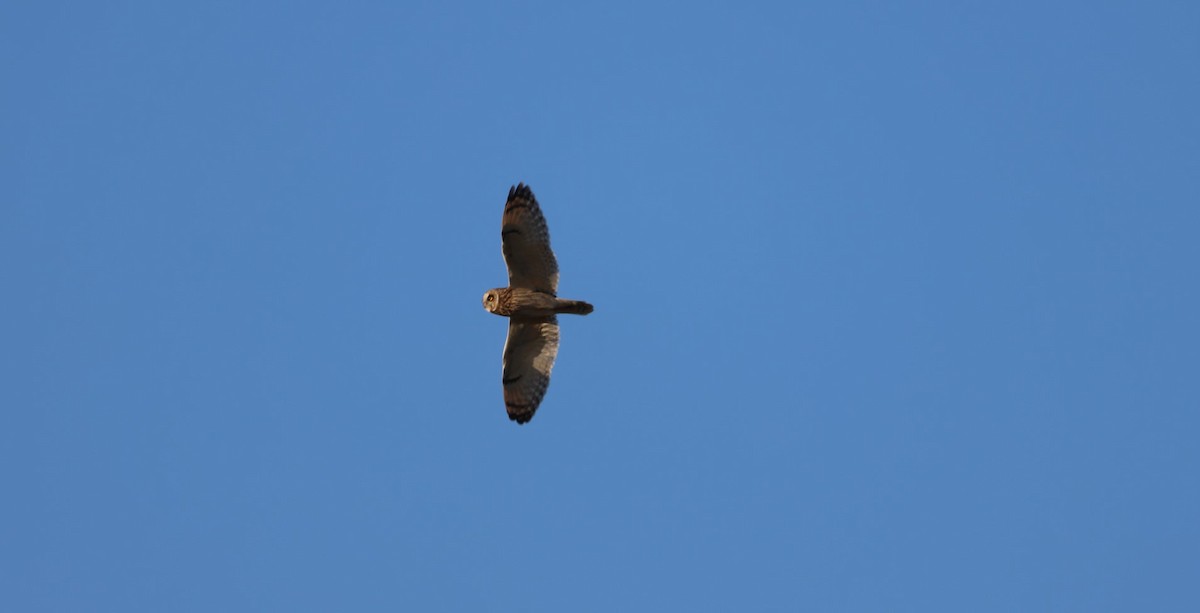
left=3, top=1, right=1198, bottom=611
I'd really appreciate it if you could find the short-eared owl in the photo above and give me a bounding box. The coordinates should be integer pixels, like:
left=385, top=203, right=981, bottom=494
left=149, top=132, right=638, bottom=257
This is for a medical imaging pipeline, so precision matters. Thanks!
left=482, top=184, right=593, bottom=424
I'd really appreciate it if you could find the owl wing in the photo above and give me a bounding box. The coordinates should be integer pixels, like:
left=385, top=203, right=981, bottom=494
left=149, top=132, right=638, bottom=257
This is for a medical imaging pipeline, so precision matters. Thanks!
left=501, top=184, right=559, bottom=294
left=501, top=316, right=560, bottom=424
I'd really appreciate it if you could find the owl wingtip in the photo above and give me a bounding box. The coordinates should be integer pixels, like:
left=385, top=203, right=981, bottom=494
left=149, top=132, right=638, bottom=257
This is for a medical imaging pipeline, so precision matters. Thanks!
left=506, top=400, right=537, bottom=424
left=509, top=182, right=534, bottom=201
left=509, top=412, right=534, bottom=425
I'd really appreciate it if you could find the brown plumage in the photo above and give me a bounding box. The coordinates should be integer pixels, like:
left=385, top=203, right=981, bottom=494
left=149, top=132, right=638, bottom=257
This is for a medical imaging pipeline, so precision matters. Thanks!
left=482, top=287, right=594, bottom=318
left=482, top=184, right=593, bottom=424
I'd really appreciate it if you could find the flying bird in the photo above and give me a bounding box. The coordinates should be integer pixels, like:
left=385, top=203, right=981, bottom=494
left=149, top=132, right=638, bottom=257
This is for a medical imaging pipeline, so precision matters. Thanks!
left=482, top=183, right=593, bottom=424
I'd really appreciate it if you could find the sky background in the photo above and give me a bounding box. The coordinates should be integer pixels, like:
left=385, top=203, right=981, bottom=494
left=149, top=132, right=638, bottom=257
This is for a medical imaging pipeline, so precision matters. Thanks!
left=3, top=1, right=1198, bottom=611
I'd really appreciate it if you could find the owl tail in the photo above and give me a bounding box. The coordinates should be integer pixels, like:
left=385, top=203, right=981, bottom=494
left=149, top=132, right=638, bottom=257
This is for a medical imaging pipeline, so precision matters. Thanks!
left=554, top=298, right=594, bottom=315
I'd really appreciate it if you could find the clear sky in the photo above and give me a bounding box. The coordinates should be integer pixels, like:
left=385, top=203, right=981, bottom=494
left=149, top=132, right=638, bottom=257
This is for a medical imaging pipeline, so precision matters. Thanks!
left=3, top=1, right=1198, bottom=611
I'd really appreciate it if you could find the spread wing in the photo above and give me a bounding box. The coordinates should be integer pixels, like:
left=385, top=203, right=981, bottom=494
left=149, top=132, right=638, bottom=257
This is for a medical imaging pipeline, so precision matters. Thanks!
left=501, top=183, right=559, bottom=294
left=501, top=316, right=559, bottom=424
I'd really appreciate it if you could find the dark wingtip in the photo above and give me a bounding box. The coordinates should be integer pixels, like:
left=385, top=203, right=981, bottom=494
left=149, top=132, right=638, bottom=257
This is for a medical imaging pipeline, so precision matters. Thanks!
left=508, top=183, right=534, bottom=201
left=506, top=401, right=536, bottom=424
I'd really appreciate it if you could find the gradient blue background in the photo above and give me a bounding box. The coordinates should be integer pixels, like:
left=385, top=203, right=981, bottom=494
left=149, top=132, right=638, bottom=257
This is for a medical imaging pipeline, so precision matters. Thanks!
left=3, top=2, right=1198, bottom=611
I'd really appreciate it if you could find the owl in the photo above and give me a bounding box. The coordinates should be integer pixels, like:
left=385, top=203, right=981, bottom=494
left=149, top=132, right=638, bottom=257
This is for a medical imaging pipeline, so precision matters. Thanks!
left=482, top=184, right=593, bottom=424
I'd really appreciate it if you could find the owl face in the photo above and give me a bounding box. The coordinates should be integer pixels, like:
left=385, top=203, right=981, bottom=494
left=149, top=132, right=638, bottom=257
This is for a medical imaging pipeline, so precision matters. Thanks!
left=482, top=290, right=499, bottom=313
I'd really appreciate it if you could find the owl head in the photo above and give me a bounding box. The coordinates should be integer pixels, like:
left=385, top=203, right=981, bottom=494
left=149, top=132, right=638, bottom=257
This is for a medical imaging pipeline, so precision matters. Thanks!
left=482, top=289, right=502, bottom=314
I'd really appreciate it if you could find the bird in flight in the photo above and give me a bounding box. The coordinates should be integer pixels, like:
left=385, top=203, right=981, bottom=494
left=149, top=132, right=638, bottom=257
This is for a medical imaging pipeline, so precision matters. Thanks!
left=482, top=183, right=593, bottom=424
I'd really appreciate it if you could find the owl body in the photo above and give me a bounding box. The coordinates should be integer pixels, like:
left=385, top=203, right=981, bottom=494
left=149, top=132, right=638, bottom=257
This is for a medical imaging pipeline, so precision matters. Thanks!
left=483, top=183, right=593, bottom=424
left=483, top=287, right=593, bottom=318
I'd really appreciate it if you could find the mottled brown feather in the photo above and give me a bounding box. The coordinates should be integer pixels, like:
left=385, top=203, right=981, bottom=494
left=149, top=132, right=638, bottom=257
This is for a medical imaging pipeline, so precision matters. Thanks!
left=501, top=316, right=560, bottom=424
left=501, top=183, right=559, bottom=294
